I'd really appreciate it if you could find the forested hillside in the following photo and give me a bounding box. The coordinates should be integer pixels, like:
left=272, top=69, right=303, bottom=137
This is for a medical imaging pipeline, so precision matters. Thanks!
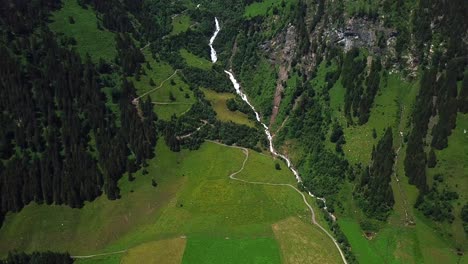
left=0, top=0, right=467, bottom=263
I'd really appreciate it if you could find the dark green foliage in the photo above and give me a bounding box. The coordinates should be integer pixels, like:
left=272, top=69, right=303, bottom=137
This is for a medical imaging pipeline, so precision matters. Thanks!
left=462, top=204, right=468, bottom=234
left=207, top=121, right=262, bottom=150
left=119, top=80, right=158, bottom=165
left=356, top=128, right=395, bottom=220
left=163, top=117, right=181, bottom=152
left=151, top=179, right=158, bottom=187
left=427, top=149, right=437, bottom=168
left=340, top=50, right=381, bottom=125
left=459, top=71, right=468, bottom=113
left=405, top=69, right=437, bottom=192
left=115, top=33, right=145, bottom=75
left=0, top=251, right=72, bottom=264
left=412, top=0, right=432, bottom=62
left=340, top=48, right=366, bottom=124
left=182, top=66, right=232, bottom=93
left=278, top=88, right=349, bottom=198
left=226, top=98, right=251, bottom=115
left=128, top=173, right=135, bottom=182
left=275, top=163, right=281, bottom=170
left=372, top=128, right=377, bottom=139
left=330, top=124, right=344, bottom=143
left=415, top=188, right=457, bottom=223
left=0, top=26, right=138, bottom=221
left=68, top=16, right=75, bottom=24
left=431, top=62, right=460, bottom=150
left=226, top=99, right=237, bottom=111
left=169, top=91, right=176, bottom=101
left=358, top=58, right=381, bottom=125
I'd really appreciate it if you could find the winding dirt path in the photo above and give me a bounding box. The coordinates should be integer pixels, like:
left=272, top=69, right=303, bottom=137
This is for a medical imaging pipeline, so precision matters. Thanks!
left=152, top=102, right=193, bottom=105
left=133, top=70, right=180, bottom=103
left=207, top=140, right=348, bottom=264
left=393, top=106, right=414, bottom=225
left=71, top=250, right=127, bottom=259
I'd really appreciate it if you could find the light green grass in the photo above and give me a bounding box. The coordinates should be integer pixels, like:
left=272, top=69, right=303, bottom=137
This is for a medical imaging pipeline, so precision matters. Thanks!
left=273, top=217, right=343, bottom=264
left=49, top=0, right=116, bottom=61
left=0, top=141, right=341, bottom=263
left=76, top=254, right=122, bottom=264
left=180, top=49, right=212, bottom=70
left=329, top=72, right=419, bottom=164
left=427, top=113, right=468, bottom=250
left=201, top=88, right=255, bottom=127
left=182, top=236, right=281, bottom=264
left=171, top=14, right=191, bottom=36
left=121, top=238, right=186, bottom=264
left=132, top=50, right=195, bottom=120
left=244, top=0, right=289, bottom=17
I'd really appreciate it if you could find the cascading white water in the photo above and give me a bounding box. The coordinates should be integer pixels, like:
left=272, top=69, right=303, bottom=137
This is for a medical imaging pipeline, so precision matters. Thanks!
left=224, top=70, right=331, bottom=214
left=209, top=18, right=221, bottom=63
left=208, top=18, right=332, bottom=218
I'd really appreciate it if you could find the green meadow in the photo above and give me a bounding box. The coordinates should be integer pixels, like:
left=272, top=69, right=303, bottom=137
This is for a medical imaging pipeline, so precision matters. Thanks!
left=171, top=14, right=191, bottom=36
left=50, top=0, right=116, bottom=61
left=132, top=49, right=196, bottom=120
left=180, top=49, right=212, bottom=70
left=325, top=63, right=465, bottom=263
left=0, top=140, right=342, bottom=263
left=244, top=0, right=296, bottom=18
left=201, top=88, right=255, bottom=127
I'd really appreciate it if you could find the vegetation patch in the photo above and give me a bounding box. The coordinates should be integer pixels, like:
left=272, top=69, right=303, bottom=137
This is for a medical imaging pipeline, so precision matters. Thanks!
left=244, top=0, right=293, bottom=18
left=171, top=14, right=191, bottom=36
left=201, top=88, right=255, bottom=127
left=121, top=237, right=187, bottom=264
left=49, top=0, right=116, bottom=61
left=132, top=49, right=195, bottom=120
left=182, top=236, right=281, bottom=264
left=180, top=49, right=212, bottom=70
left=272, top=217, right=342, bottom=264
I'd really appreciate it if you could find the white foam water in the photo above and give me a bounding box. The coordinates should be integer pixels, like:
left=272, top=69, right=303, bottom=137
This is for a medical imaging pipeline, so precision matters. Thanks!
left=209, top=18, right=221, bottom=63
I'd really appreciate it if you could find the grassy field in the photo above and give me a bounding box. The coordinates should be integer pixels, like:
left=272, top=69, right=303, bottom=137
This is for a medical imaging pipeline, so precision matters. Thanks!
left=244, top=0, right=295, bottom=18
left=180, top=49, right=212, bottom=70
left=182, top=236, right=281, bottom=264
left=328, top=70, right=419, bottom=164
left=0, top=140, right=341, bottom=263
left=49, top=0, right=116, bottom=61
left=273, top=217, right=342, bottom=264
left=121, top=238, right=187, bottom=264
left=76, top=254, right=122, bottom=264
left=132, top=49, right=195, bottom=120
left=201, top=88, right=255, bottom=127
left=427, top=113, right=468, bottom=251
left=171, top=14, right=191, bottom=36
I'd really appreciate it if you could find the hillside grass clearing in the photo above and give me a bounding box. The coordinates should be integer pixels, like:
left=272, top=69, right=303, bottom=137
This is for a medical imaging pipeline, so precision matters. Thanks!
left=201, top=88, right=255, bottom=127
left=49, top=0, right=116, bottom=61
left=171, top=14, right=191, bottom=36
left=132, top=49, right=195, bottom=120
left=121, top=237, right=187, bottom=264
left=180, top=49, right=212, bottom=70
left=273, top=217, right=343, bottom=264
